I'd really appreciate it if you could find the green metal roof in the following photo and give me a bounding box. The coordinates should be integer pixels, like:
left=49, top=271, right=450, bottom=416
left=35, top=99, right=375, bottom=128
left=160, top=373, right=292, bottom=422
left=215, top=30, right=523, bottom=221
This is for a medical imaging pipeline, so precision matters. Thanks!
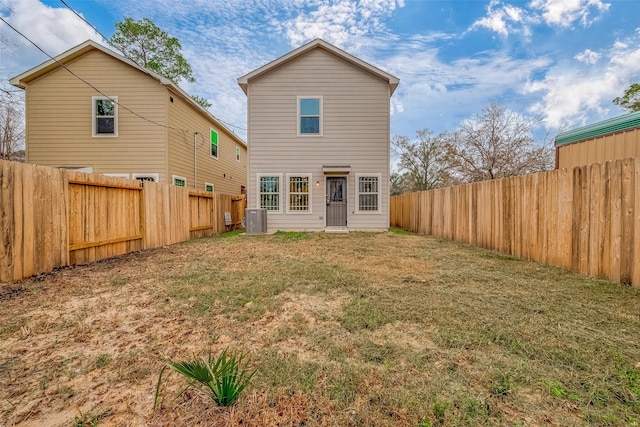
left=555, top=110, right=640, bottom=146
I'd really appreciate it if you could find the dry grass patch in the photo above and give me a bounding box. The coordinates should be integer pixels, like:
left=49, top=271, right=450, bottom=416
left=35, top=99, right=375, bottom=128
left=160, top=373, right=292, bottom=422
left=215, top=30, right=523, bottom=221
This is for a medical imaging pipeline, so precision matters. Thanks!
left=1, top=230, right=639, bottom=426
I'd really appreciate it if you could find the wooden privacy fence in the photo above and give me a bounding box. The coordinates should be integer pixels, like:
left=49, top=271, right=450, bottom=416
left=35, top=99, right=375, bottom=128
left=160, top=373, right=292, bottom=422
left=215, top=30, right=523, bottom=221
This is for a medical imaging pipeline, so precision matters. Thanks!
left=390, top=157, right=640, bottom=287
left=0, top=160, right=246, bottom=281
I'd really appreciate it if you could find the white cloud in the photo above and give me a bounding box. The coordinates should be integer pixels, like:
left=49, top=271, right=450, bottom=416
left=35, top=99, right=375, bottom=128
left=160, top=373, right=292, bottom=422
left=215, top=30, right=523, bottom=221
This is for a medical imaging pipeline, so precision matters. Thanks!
left=1, top=0, right=103, bottom=78
left=574, top=48, right=600, bottom=64
left=281, top=0, right=404, bottom=49
left=470, top=0, right=529, bottom=37
left=525, top=33, right=640, bottom=129
left=529, top=0, right=610, bottom=28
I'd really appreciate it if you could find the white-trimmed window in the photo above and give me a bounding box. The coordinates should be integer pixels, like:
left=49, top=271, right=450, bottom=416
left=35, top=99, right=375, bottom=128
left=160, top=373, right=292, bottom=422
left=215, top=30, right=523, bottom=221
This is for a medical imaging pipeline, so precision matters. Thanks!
left=297, top=96, right=322, bottom=136
left=356, top=174, right=381, bottom=213
left=172, top=175, right=187, bottom=187
left=236, top=146, right=241, bottom=162
left=205, top=182, right=214, bottom=192
left=210, top=129, right=219, bottom=158
left=287, top=174, right=311, bottom=213
left=103, top=173, right=129, bottom=178
left=92, top=96, right=118, bottom=137
left=132, top=173, right=159, bottom=182
left=257, top=174, right=281, bottom=212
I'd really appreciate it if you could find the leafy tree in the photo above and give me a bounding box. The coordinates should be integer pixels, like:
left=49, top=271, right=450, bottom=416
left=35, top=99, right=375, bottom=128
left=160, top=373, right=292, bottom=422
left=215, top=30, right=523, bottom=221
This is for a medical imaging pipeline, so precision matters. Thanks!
left=392, top=129, right=456, bottom=193
left=109, top=17, right=195, bottom=84
left=191, top=95, right=212, bottom=109
left=448, top=102, right=553, bottom=182
left=613, top=83, right=640, bottom=112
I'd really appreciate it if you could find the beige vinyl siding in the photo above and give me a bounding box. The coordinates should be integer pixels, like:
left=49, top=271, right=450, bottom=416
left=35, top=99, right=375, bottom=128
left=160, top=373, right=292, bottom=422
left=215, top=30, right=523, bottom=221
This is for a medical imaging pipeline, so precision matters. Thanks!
left=247, top=48, right=390, bottom=231
left=25, top=50, right=167, bottom=180
left=167, top=93, right=247, bottom=194
left=557, top=127, right=640, bottom=169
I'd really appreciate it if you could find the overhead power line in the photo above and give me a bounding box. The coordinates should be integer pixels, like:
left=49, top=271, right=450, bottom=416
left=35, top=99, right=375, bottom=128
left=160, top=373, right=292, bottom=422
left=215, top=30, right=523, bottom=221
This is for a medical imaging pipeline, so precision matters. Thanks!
left=60, top=0, right=111, bottom=43
left=0, top=15, right=186, bottom=132
left=59, top=0, right=248, bottom=134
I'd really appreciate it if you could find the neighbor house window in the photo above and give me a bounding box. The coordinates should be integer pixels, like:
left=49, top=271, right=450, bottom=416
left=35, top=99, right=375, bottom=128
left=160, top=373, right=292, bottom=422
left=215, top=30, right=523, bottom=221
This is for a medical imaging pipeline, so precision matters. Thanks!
left=287, top=174, right=311, bottom=213
left=258, top=174, right=281, bottom=212
left=356, top=174, right=381, bottom=212
left=92, top=96, right=118, bottom=137
left=210, top=129, right=218, bottom=158
left=173, top=175, right=187, bottom=187
left=236, top=146, right=241, bottom=162
left=102, top=173, right=129, bottom=178
left=132, top=173, right=159, bottom=182
left=298, top=96, right=322, bottom=136
left=205, top=182, right=214, bottom=192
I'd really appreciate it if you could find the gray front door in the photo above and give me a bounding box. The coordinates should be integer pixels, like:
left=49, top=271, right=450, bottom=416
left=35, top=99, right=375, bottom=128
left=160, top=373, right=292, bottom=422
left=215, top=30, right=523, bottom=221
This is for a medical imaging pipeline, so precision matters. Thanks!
left=326, top=177, right=347, bottom=226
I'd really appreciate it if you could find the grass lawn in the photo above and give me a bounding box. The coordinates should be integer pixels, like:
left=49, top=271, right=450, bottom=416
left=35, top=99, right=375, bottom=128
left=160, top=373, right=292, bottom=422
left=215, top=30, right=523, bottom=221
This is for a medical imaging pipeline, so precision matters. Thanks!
left=1, top=230, right=639, bottom=426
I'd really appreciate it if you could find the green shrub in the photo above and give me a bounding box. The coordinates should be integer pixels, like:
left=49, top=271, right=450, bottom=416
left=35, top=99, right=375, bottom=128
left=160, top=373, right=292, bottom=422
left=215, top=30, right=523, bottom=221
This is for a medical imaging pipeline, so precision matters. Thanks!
left=157, top=348, right=255, bottom=407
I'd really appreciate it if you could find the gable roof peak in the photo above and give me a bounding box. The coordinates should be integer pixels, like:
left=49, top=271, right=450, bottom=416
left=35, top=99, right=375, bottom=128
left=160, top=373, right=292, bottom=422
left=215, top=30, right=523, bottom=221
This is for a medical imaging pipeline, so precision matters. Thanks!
left=237, top=38, right=399, bottom=95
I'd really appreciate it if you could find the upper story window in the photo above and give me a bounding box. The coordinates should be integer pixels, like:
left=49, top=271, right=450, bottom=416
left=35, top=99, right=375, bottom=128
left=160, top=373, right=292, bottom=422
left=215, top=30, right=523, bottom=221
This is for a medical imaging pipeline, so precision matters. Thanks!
left=298, top=96, right=322, bottom=136
left=92, top=96, right=118, bottom=137
left=236, top=146, right=241, bottom=162
left=210, top=129, right=219, bottom=158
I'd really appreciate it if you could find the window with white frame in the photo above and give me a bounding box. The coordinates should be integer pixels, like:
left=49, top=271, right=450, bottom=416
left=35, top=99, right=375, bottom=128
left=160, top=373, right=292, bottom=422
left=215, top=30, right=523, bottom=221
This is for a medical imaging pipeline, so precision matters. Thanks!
left=103, top=173, right=129, bottom=178
left=356, top=174, right=381, bottom=212
left=210, top=129, right=218, bottom=158
left=258, top=174, right=281, bottom=212
left=92, top=96, right=118, bottom=137
left=236, top=146, right=241, bottom=162
left=298, top=96, right=322, bottom=135
left=287, top=174, right=311, bottom=213
left=205, top=182, right=214, bottom=192
left=172, top=175, right=187, bottom=187
left=132, top=173, right=159, bottom=182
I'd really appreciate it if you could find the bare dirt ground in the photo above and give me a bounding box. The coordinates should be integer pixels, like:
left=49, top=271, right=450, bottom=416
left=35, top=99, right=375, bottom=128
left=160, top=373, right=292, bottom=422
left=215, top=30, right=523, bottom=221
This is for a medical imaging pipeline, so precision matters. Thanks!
left=1, top=231, right=639, bottom=426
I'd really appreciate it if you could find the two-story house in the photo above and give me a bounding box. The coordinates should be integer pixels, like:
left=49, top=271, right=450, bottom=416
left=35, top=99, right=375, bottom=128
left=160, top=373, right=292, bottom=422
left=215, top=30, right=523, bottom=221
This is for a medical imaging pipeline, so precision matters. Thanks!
left=10, top=40, right=246, bottom=194
left=237, top=39, right=399, bottom=231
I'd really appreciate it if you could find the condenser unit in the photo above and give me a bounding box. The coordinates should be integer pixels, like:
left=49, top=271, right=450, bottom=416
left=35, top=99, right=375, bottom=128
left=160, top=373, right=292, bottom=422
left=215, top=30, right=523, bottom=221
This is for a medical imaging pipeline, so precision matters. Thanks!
left=245, top=208, right=267, bottom=234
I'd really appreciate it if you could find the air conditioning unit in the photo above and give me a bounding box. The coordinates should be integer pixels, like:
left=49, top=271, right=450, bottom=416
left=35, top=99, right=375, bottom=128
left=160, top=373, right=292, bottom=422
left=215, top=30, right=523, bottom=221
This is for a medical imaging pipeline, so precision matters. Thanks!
left=245, top=208, right=267, bottom=234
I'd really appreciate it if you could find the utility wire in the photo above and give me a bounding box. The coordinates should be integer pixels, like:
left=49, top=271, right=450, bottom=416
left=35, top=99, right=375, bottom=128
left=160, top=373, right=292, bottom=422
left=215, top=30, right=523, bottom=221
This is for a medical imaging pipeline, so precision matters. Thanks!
left=3, top=11, right=247, bottom=136
left=0, top=15, right=187, bottom=133
left=60, top=0, right=111, bottom=44
left=58, top=0, right=247, bottom=133
left=217, top=118, right=246, bottom=132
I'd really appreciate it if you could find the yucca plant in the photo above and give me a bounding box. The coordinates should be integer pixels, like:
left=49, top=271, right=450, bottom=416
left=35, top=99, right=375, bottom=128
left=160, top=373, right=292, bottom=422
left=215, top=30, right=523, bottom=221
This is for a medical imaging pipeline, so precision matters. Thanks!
left=156, top=348, right=256, bottom=408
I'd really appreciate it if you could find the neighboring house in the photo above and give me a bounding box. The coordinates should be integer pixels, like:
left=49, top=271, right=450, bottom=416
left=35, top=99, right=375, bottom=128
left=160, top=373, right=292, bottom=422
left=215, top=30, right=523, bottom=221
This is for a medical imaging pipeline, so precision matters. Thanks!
left=555, top=111, right=640, bottom=169
left=237, top=39, right=399, bottom=232
left=10, top=40, right=247, bottom=195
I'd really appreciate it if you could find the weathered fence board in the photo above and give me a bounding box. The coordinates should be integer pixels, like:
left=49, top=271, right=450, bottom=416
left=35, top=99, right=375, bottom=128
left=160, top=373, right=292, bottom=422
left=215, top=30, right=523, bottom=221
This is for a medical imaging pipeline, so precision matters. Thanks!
left=390, top=157, right=640, bottom=287
left=0, top=160, right=246, bottom=281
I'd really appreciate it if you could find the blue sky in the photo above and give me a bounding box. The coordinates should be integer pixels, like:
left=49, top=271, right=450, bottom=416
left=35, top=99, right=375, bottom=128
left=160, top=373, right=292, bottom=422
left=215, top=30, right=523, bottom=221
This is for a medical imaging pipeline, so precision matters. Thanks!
left=2, top=0, right=640, bottom=144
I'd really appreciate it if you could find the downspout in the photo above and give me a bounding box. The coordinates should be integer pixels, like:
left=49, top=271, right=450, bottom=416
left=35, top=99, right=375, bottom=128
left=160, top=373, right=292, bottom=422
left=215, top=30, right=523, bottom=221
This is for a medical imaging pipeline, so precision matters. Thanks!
left=194, top=132, right=199, bottom=188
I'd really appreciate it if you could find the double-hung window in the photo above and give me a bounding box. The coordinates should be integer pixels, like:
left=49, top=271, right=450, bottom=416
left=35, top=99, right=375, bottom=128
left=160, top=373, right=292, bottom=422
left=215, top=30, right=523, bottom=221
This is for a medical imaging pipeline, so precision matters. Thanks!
left=258, top=174, right=281, bottom=212
left=356, top=174, right=381, bottom=213
left=298, top=96, right=322, bottom=136
left=287, top=174, right=311, bottom=213
left=210, top=129, right=218, bottom=158
left=92, top=96, right=118, bottom=137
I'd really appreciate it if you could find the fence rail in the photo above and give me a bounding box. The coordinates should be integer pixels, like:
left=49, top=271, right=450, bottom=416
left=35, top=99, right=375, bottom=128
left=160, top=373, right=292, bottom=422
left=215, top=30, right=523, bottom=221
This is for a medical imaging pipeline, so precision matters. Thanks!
left=0, top=160, right=246, bottom=282
left=391, top=157, right=640, bottom=287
